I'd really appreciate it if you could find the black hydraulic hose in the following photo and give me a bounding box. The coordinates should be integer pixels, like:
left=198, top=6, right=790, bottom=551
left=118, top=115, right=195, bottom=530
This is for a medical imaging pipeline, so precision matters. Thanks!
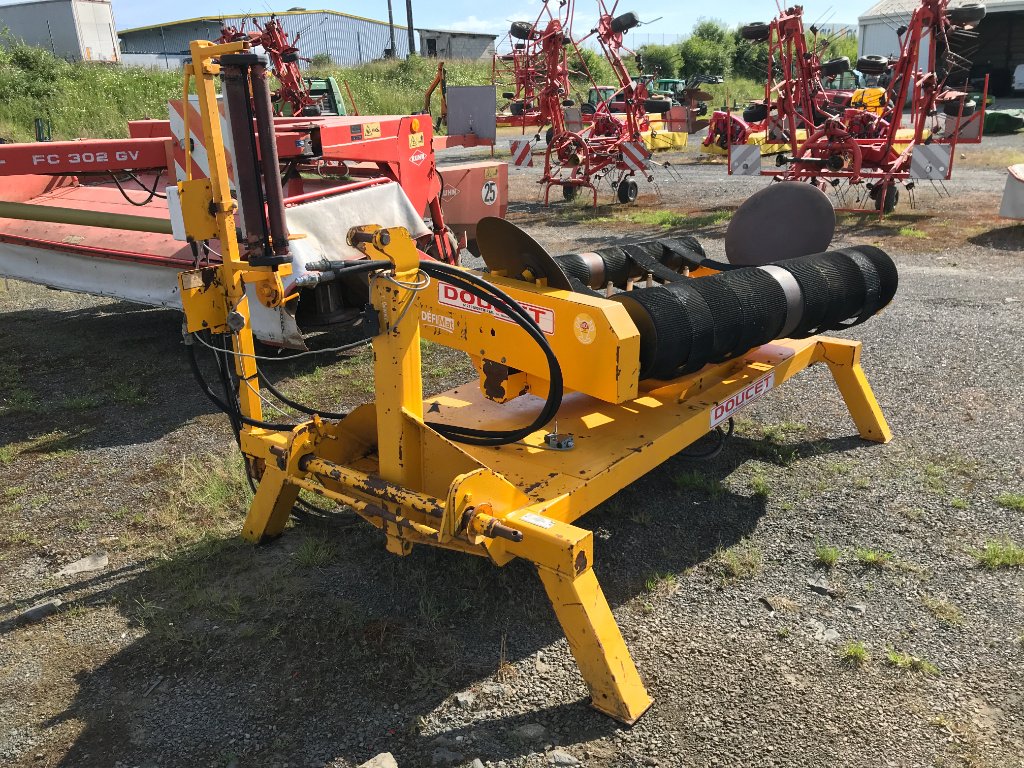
left=418, top=261, right=564, bottom=446
left=257, top=370, right=350, bottom=420
left=185, top=334, right=297, bottom=432
left=111, top=170, right=165, bottom=206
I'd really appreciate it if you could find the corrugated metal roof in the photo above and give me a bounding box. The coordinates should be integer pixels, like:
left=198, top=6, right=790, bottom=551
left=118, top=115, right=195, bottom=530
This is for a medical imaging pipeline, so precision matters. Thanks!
left=118, top=11, right=410, bottom=65
left=0, top=0, right=107, bottom=7
left=119, top=8, right=406, bottom=35
left=416, top=27, right=498, bottom=39
left=860, top=0, right=1024, bottom=21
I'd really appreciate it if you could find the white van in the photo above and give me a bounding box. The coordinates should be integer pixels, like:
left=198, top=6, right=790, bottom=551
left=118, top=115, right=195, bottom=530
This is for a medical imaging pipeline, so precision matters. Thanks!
left=1014, top=64, right=1024, bottom=93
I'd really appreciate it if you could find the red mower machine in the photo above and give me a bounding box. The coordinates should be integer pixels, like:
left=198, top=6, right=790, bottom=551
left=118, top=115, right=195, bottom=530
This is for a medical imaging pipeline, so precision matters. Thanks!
left=0, top=50, right=507, bottom=345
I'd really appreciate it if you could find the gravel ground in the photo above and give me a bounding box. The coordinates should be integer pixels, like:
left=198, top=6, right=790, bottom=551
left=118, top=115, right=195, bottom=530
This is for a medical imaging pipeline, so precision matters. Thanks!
left=1, top=134, right=1023, bottom=768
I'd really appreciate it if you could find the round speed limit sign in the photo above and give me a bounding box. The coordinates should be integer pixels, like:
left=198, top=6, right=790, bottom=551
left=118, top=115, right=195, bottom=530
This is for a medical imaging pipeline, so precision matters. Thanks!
left=481, top=180, right=497, bottom=206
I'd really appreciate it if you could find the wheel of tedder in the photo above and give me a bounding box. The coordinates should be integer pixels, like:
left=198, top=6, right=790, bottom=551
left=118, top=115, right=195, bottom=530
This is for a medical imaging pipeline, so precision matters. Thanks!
left=743, top=102, right=768, bottom=123
left=545, top=126, right=555, bottom=144
left=510, top=21, right=537, bottom=41
left=616, top=178, right=639, bottom=204
left=857, top=55, right=889, bottom=75
left=644, top=98, right=670, bottom=114
left=873, top=184, right=899, bottom=214
left=562, top=184, right=578, bottom=201
left=581, top=102, right=597, bottom=115
left=947, top=2, right=986, bottom=25
left=610, top=12, right=640, bottom=34
left=740, top=22, right=771, bottom=41
left=510, top=101, right=525, bottom=116
left=821, top=57, right=851, bottom=77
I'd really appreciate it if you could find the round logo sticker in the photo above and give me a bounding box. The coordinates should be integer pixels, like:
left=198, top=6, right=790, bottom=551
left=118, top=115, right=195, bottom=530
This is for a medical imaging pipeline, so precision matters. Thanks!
left=573, top=313, right=597, bottom=345
left=481, top=180, right=497, bottom=206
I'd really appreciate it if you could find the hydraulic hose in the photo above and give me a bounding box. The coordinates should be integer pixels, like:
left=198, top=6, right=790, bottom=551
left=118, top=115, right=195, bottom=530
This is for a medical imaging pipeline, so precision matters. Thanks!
left=418, top=261, right=564, bottom=446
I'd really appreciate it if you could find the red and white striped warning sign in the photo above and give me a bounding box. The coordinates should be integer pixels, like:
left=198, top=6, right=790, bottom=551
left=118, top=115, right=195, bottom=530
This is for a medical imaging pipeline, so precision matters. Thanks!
left=620, top=140, right=651, bottom=172
left=510, top=139, right=533, bottom=168
left=168, top=97, right=236, bottom=185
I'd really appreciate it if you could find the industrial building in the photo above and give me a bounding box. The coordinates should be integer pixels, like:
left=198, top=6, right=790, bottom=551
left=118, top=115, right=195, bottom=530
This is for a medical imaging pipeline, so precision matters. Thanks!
left=858, top=0, right=1024, bottom=94
left=418, top=28, right=497, bottom=61
left=118, top=9, right=412, bottom=67
left=0, top=0, right=119, bottom=61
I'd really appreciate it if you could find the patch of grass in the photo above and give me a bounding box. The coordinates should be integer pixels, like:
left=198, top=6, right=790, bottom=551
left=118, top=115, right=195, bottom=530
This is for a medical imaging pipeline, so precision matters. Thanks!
left=855, top=548, right=892, bottom=570
left=922, top=462, right=948, bottom=494
left=971, top=538, right=1024, bottom=569
left=839, top=641, right=870, bottom=668
left=995, top=493, right=1024, bottom=512
left=922, top=596, right=964, bottom=626
left=1, top=385, right=41, bottom=415
left=759, top=421, right=807, bottom=443
left=900, top=506, right=925, bottom=521
left=897, top=226, right=928, bottom=239
left=814, top=543, right=842, bottom=569
left=3, top=485, right=24, bottom=498
left=294, top=535, right=334, bottom=568
left=672, top=469, right=725, bottom=499
left=644, top=571, right=678, bottom=593
left=624, top=210, right=689, bottom=228
left=749, top=472, right=771, bottom=499
left=885, top=648, right=940, bottom=676
left=109, top=379, right=149, bottom=405
left=718, top=543, right=762, bottom=581
left=60, top=393, right=102, bottom=411
left=0, top=430, right=78, bottom=465
left=950, top=497, right=969, bottom=510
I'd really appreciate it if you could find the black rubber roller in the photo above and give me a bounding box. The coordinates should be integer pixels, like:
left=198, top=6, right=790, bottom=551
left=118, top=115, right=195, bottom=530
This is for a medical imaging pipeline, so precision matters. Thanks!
left=613, top=286, right=694, bottom=380
left=611, top=245, right=897, bottom=380
left=662, top=281, right=716, bottom=375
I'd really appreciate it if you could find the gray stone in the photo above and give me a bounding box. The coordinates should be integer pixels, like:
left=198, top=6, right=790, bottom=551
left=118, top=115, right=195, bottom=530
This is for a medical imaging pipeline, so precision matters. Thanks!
left=470, top=761, right=485, bottom=768
left=358, top=754, right=398, bottom=768
left=17, top=599, right=62, bottom=624
left=822, top=628, right=841, bottom=643
left=58, top=551, right=108, bottom=577
left=455, top=691, right=476, bottom=710
left=513, top=723, right=548, bottom=743
left=431, top=747, right=463, bottom=766
left=548, top=749, right=580, bottom=765
left=807, top=576, right=837, bottom=598
left=847, top=603, right=867, bottom=616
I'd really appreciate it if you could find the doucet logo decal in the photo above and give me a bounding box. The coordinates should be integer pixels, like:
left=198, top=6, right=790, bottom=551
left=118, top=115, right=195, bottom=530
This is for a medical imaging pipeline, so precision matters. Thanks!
left=710, top=372, right=775, bottom=428
left=409, top=149, right=427, bottom=166
left=437, top=282, right=555, bottom=335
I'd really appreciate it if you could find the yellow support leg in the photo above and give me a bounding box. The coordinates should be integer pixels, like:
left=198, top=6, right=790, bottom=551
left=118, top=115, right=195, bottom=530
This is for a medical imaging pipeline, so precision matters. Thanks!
left=242, top=466, right=300, bottom=543
left=537, top=565, right=653, bottom=725
left=818, top=338, right=893, bottom=444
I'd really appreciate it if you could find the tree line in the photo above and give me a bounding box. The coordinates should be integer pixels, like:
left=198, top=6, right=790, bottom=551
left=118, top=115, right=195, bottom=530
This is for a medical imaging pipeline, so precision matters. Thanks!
left=635, top=18, right=858, bottom=81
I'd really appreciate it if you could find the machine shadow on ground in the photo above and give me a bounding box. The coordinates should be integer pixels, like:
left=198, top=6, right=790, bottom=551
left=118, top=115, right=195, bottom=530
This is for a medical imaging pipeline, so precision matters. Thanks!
left=0, top=301, right=378, bottom=453
left=11, top=424, right=870, bottom=766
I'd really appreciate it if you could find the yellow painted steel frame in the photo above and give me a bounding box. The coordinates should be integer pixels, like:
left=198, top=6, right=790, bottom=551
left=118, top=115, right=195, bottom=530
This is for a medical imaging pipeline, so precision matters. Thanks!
left=173, top=39, right=892, bottom=728
left=226, top=229, right=890, bottom=725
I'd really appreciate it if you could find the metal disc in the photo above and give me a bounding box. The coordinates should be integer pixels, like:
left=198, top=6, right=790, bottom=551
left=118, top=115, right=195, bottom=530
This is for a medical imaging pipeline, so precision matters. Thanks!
left=476, top=216, right=573, bottom=290
left=725, top=182, right=836, bottom=266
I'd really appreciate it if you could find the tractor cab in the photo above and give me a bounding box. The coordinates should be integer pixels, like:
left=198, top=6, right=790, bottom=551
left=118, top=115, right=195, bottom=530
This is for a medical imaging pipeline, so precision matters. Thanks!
left=584, top=86, right=618, bottom=113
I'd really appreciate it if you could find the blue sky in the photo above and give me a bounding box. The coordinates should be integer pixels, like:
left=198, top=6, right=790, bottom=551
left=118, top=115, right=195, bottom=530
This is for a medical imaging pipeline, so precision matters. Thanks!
left=113, top=0, right=856, bottom=39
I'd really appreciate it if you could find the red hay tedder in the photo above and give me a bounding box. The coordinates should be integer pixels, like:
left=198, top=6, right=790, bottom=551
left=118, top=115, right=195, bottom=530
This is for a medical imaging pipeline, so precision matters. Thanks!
left=722, top=1, right=988, bottom=214
left=508, top=0, right=659, bottom=206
